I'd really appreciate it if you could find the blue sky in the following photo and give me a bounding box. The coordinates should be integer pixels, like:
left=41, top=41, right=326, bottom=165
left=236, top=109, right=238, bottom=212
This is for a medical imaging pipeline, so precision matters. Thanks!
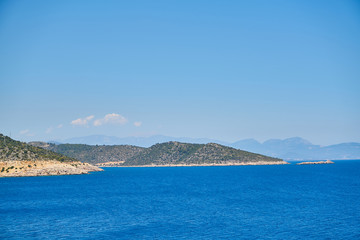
left=1, top=0, right=359, bottom=145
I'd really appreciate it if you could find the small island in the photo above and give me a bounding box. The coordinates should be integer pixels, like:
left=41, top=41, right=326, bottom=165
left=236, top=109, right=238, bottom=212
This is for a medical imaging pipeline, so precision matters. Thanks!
left=296, top=160, right=334, bottom=165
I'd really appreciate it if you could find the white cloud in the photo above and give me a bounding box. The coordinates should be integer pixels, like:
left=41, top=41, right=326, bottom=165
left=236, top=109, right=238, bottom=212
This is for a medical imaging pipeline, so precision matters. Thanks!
left=71, top=115, right=94, bottom=126
left=20, top=129, right=29, bottom=135
left=57, top=124, right=63, bottom=128
left=134, top=121, right=142, bottom=127
left=94, top=113, right=128, bottom=126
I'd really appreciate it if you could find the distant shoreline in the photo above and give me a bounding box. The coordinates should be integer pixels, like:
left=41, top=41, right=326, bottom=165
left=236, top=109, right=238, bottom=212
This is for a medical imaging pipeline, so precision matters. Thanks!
left=98, top=161, right=289, bottom=168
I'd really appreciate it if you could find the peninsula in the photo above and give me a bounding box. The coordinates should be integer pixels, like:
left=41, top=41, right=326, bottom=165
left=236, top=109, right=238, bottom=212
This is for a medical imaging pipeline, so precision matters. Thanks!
left=0, top=134, right=102, bottom=177
left=32, top=141, right=288, bottom=167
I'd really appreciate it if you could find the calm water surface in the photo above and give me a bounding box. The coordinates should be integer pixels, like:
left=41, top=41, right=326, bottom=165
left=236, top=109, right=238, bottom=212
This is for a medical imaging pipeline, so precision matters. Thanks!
left=1, top=161, right=360, bottom=239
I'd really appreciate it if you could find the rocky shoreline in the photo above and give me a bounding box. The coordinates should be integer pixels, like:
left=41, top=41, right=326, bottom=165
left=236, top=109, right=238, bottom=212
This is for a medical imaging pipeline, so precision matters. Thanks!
left=0, top=160, right=103, bottom=177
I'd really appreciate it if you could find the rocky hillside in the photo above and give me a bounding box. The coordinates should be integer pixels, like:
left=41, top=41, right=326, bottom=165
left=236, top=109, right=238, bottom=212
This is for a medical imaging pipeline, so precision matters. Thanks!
left=29, top=142, right=145, bottom=165
left=123, top=141, right=286, bottom=166
left=0, top=134, right=102, bottom=177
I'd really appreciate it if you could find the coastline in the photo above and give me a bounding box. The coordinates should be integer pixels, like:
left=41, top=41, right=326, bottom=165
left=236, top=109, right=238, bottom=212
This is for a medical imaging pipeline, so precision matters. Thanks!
left=99, top=161, right=289, bottom=168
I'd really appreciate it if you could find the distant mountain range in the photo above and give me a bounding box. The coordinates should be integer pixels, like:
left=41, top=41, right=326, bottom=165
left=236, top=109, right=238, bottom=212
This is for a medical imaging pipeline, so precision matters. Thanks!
left=231, top=138, right=360, bottom=160
left=52, top=135, right=360, bottom=160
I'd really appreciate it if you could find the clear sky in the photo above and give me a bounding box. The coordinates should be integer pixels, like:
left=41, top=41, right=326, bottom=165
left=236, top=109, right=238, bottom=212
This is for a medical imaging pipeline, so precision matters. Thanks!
left=1, top=0, right=359, bottom=145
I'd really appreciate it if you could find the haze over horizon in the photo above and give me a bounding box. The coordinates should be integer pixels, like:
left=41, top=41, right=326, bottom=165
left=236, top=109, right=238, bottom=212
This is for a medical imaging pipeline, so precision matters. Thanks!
left=47, top=134, right=359, bottom=147
left=1, top=0, right=359, bottom=146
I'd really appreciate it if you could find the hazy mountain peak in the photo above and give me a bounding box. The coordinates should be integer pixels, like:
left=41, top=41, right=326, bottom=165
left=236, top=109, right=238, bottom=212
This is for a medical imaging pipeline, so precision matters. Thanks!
left=283, top=137, right=313, bottom=145
left=233, top=138, right=260, bottom=144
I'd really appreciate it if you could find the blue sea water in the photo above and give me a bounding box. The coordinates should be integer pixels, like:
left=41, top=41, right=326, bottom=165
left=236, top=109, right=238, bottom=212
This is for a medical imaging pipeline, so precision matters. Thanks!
left=1, top=161, right=360, bottom=239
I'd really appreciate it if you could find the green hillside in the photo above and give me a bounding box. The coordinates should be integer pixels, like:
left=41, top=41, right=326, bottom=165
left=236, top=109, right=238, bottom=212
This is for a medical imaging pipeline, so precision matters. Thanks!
left=29, top=142, right=145, bottom=165
left=30, top=140, right=285, bottom=166
left=0, top=134, right=77, bottom=162
left=123, top=141, right=284, bottom=166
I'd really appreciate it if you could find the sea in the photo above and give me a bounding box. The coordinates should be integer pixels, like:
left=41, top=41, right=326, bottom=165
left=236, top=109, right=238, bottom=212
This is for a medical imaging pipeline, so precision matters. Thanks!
left=1, top=160, right=360, bottom=239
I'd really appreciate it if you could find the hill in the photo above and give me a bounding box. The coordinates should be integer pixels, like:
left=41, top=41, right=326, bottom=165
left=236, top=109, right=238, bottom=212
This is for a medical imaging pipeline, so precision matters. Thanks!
left=40, top=143, right=145, bottom=165
left=1, top=135, right=78, bottom=162
left=123, top=142, right=286, bottom=166
left=34, top=140, right=287, bottom=166
left=0, top=134, right=102, bottom=177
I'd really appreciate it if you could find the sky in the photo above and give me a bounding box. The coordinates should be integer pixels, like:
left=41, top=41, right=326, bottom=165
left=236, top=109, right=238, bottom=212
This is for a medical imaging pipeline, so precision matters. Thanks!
left=0, top=0, right=359, bottom=145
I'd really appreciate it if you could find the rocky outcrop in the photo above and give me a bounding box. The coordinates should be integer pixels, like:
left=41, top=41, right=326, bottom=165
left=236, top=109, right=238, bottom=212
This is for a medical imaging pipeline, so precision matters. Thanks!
left=0, top=160, right=103, bottom=177
left=296, top=160, right=334, bottom=165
